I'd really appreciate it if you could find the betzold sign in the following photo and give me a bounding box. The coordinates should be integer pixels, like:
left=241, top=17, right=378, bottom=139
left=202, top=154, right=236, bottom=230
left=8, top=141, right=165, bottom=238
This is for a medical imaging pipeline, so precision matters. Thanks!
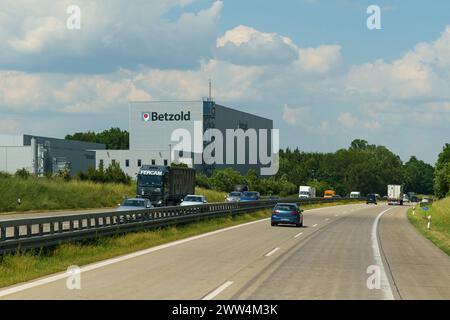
left=141, top=111, right=191, bottom=122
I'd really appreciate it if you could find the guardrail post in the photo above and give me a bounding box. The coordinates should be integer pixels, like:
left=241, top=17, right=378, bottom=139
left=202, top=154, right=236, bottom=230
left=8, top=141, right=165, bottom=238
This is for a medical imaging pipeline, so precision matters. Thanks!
left=14, top=226, right=19, bottom=239
left=27, top=225, right=32, bottom=238
left=0, top=227, right=5, bottom=241
left=78, top=219, right=83, bottom=230
left=69, top=220, right=74, bottom=232
left=39, top=224, right=43, bottom=236
left=58, top=222, right=63, bottom=233
left=50, top=222, right=55, bottom=234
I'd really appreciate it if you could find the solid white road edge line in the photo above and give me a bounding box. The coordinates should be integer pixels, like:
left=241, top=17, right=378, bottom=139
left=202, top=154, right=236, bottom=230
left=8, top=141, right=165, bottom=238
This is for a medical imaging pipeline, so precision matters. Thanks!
left=371, top=208, right=395, bottom=300
left=0, top=203, right=359, bottom=297
left=312, top=224, right=318, bottom=227
left=265, top=247, right=280, bottom=257
left=202, top=281, right=234, bottom=300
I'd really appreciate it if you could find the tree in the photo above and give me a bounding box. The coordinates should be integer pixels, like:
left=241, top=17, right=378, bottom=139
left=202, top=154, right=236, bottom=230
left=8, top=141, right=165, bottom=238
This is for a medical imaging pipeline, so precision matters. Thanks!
left=434, top=144, right=450, bottom=198
left=403, top=156, right=434, bottom=195
left=65, top=127, right=129, bottom=150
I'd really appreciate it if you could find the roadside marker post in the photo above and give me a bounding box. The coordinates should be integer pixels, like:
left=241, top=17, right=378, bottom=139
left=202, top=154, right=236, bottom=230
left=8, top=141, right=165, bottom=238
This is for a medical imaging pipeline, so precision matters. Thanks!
left=428, top=215, right=432, bottom=230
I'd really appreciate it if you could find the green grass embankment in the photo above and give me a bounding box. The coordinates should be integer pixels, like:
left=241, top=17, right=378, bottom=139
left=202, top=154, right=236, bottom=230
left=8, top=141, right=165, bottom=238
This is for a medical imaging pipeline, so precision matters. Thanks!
left=408, top=197, right=450, bottom=256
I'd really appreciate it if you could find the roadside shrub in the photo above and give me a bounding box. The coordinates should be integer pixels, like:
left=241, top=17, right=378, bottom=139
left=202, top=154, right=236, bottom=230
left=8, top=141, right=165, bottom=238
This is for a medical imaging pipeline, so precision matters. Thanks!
left=14, top=168, right=31, bottom=179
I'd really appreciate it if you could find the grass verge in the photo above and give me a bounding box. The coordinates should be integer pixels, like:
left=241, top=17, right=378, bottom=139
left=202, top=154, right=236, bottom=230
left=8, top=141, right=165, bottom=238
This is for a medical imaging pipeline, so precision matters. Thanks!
left=407, top=197, right=450, bottom=256
left=0, top=200, right=359, bottom=288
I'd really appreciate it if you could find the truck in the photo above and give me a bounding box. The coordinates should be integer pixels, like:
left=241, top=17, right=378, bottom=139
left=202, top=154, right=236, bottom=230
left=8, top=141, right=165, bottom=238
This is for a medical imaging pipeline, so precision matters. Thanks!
left=350, top=191, right=361, bottom=199
left=136, top=165, right=196, bottom=207
left=324, top=190, right=336, bottom=198
left=387, top=185, right=403, bottom=205
left=299, top=186, right=316, bottom=199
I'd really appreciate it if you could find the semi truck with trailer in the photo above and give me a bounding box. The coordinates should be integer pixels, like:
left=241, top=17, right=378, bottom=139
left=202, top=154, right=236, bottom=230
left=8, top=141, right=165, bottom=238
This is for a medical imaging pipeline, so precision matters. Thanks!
left=136, top=165, right=196, bottom=206
left=387, top=184, right=403, bottom=205
left=298, top=186, right=316, bottom=199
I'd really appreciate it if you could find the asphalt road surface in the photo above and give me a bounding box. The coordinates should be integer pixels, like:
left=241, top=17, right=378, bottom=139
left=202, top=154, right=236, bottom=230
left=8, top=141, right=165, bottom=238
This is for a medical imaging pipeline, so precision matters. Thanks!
left=1, top=203, right=449, bottom=300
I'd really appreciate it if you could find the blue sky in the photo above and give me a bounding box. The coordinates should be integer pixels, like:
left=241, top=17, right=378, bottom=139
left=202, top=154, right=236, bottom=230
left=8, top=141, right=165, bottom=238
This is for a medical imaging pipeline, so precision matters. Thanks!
left=1, top=0, right=450, bottom=165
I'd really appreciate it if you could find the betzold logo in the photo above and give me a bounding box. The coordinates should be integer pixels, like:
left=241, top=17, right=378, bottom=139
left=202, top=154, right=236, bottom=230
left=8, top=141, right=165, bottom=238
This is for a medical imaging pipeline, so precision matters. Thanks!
left=142, top=111, right=191, bottom=122
left=142, top=112, right=151, bottom=122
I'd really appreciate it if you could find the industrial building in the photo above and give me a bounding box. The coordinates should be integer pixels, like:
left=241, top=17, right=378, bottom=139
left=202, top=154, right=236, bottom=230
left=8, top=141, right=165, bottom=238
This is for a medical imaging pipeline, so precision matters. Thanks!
left=0, top=134, right=105, bottom=176
left=95, top=100, right=274, bottom=177
left=0, top=100, right=274, bottom=178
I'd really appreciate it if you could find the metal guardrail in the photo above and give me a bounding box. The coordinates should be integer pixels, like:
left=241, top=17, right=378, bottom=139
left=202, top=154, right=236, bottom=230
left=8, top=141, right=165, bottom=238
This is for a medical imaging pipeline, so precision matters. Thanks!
left=0, top=197, right=358, bottom=254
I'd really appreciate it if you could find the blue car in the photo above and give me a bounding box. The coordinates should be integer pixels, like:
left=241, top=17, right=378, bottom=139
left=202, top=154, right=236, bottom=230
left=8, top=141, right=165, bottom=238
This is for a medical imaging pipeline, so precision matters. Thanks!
left=271, top=203, right=304, bottom=227
left=240, top=191, right=260, bottom=202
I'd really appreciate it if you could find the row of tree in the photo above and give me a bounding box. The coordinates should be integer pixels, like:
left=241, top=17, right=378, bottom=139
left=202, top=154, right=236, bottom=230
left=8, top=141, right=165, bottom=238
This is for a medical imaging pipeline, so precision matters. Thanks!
left=65, top=127, right=441, bottom=197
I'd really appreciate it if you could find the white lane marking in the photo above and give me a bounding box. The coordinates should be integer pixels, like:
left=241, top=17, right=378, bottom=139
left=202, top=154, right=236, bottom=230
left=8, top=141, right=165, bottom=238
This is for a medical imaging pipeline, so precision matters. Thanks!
left=335, top=214, right=339, bottom=217
left=0, top=218, right=269, bottom=298
left=324, top=218, right=330, bottom=221
left=371, top=208, right=395, bottom=300
left=312, top=224, right=318, bottom=227
left=0, top=203, right=357, bottom=297
left=265, top=247, right=280, bottom=257
left=202, top=281, right=234, bottom=300
left=294, top=232, right=303, bottom=238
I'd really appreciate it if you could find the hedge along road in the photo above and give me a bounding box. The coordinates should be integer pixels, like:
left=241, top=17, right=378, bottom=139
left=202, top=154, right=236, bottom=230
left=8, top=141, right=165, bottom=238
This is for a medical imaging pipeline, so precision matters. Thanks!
left=1, top=203, right=449, bottom=300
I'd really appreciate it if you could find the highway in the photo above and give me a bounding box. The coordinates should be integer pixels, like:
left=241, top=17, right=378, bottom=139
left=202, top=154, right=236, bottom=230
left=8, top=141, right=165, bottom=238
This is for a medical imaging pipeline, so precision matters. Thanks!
left=0, top=203, right=449, bottom=300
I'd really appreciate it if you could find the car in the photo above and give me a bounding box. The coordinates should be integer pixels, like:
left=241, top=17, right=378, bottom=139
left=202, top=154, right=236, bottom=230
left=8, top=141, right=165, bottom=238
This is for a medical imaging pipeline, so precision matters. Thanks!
left=332, top=194, right=342, bottom=199
left=421, top=198, right=430, bottom=204
left=117, top=198, right=153, bottom=211
left=234, top=185, right=249, bottom=193
left=271, top=203, right=304, bottom=227
left=240, top=191, right=260, bottom=202
left=269, top=195, right=280, bottom=200
left=180, top=195, right=208, bottom=206
left=366, top=194, right=377, bottom=205
left=226, top=191, right=242, bottom=203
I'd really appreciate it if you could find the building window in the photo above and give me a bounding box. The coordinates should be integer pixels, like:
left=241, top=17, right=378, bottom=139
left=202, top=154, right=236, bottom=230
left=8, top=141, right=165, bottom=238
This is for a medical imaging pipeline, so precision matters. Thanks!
left=138, top=159, right=142, bottom=167
left=152, top=159, right=156, bottom=165
left=164, top=159, right=168, bottom=166
left=99, top=160, right=104, bottom=168
left=125, top=159, right=130, bottom=167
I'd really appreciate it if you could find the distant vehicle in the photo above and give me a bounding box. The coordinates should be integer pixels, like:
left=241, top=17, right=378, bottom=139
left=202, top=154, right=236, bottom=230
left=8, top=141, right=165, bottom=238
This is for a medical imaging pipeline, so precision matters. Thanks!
left=421, top=198, right=431, bottom=204
left=411, top=196, right=418, bottom=202
left=374, top=194, right=381, bottom=199
left=366, top=194, right=377, bottom=205
left=387, top=185, right=403, bottom=205
left=324, top=190, right=336, bottom=198
left=240, top=191, right=260, bottom=202
left=271, top=203, right=304, bottom=227
left=117, top=198, right=153, bottom=211
left=269, top=195, right=280, bottom=200
left=234, top=185, right=249, bottom=193
left=226, top=192, right=242, bottom=203
left=332, top=194, right=342, bottom=199
left=180, top=195, right=208, bottom=206
left=299, top=186, right=316, bottom=199
left=403, top=194, right=410, bottom=203
left=136, top=165, right=195, bottom=207
left=350, top=191, right=361, bottom=199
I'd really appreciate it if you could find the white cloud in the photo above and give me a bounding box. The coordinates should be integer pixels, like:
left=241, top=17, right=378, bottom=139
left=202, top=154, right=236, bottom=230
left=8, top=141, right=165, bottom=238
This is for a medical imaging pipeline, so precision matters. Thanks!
left=216, top=25, right=299, bottom=65
left=0, top=0, right=223, bottom=72
left=338, top=112, right=357, bottom=128
left=296, top=45, right=342, bottom=74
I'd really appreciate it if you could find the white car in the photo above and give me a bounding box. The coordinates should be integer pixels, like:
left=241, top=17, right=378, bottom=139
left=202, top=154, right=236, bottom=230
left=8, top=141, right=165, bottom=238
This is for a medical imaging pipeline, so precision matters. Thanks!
left=117, top=198, right=153, bottom=211
left=180, top=195, right=208, bottom=206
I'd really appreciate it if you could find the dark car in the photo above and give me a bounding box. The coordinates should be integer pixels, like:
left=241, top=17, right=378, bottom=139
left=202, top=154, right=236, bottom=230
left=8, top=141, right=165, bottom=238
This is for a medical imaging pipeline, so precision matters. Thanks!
left=271, top=203, right=304, bottom=227
left=235, top=185, right=250, bottom=193
left=366, top=194, right=377, bottom=205
left=240, top=191, right=260, bottom=202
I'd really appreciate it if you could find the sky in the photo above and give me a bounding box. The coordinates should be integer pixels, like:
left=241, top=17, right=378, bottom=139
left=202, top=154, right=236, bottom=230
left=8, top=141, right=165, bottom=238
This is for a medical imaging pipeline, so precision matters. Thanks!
left=1, top=0, right=450, bottom=165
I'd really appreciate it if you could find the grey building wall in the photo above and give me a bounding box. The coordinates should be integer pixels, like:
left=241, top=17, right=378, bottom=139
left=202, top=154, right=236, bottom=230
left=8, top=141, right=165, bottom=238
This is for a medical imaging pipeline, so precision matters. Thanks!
left=23, top=135, right=105, bottom=175
left=202, top=102, right=273, bottom=175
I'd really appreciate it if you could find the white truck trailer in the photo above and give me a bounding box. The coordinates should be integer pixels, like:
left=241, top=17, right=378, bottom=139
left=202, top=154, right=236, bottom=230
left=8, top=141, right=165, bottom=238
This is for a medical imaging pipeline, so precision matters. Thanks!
left=299, top=186, right=316, bottom=199
left=387, top=185, right=403, bottom=205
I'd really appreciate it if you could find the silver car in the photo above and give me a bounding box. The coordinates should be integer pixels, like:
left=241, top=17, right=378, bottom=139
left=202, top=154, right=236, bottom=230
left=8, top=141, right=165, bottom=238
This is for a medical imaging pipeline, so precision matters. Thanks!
left=117, top=198, right=153, bottom=211
left=226, top=191, right=242, bottom=203
left=180, top=195, right=208, bottom=206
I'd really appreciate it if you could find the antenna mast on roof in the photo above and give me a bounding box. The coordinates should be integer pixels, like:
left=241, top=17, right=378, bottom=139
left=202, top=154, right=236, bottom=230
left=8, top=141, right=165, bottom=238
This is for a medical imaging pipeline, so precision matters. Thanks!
left=208, top=78, right=214, bottom=102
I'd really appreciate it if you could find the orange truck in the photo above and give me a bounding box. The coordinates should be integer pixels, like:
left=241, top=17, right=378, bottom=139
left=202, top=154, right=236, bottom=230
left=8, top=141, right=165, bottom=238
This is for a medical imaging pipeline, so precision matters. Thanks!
left=324, top=190, right=336, bottom=198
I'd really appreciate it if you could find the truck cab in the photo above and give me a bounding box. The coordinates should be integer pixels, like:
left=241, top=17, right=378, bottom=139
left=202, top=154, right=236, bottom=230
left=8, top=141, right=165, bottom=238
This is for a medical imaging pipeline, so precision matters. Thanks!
left=136, top=165, right=195, bottom=207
